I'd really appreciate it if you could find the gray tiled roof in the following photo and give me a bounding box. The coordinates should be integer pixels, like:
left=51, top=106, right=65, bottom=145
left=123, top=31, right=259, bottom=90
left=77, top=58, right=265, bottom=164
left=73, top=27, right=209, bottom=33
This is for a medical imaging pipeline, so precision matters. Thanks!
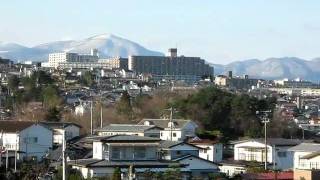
left=288, top=143, right=320, bottom=152
left=159, top=140, right=183, bottom=148
left=95, top=124, right=160, bottom=132
left=40, top=121, right=82, bottom=128
left=233, top=138, right=303, bottom=146
left=68, top=159, right=181, bottom=168
left=86, top=135, right=161, bottom=142
left=0, top=121, right=51, bottom=133
left=137, top=118, right=194, bottom=129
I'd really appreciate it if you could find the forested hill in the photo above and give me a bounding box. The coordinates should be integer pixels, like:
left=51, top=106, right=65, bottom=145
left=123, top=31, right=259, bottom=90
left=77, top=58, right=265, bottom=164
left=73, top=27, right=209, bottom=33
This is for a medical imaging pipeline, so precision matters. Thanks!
left=170, top=87, right=298, bottom=141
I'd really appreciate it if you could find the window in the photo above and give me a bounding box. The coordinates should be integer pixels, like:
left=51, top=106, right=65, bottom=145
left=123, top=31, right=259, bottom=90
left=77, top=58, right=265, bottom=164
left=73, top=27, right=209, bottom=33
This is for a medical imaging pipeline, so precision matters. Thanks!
left=173, top=133, right=176, bottom=137
left=111, top=147, right=120, bottom=159
left=24, top=137, right=38, bottom=144
left=134, top=147, right=146, bottom=159
left=277, top=151, right=287, bottom=157
left=176, top=151, right=181, bottom=155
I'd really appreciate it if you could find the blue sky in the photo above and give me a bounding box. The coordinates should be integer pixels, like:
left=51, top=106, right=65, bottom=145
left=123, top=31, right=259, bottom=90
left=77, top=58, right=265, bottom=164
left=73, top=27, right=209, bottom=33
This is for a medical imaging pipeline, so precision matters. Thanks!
left=1, top=0, right=320, bottom=64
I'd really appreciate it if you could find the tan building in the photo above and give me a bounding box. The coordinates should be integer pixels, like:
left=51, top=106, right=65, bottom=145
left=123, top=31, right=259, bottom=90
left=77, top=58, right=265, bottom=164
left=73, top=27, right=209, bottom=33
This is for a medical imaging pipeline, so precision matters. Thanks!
left=214, top=75, right=228, bottom=86
left=98, top=57, right=128, bottom=69
left=294, top=169, right=320, bottom=180
left=48, top=49, right=99, bottom=68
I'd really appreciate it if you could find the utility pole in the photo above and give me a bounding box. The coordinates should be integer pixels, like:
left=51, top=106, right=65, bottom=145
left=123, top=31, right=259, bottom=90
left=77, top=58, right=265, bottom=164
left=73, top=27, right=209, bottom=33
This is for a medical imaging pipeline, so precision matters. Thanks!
left=62, top=129, right=66, bottom=180
left=14, top=132, right=19, bottom=173
left=170, top=107, right=173, bottom=141
left=257, top=110, right=271, bottom=170
left=164, top=107, right=177, bottom=141
left=5, top=149, right=8, bottom=172
left=0, top=130, right=3, bottom=167
left=90, top=101, right=93, bottom=135
left=100, top=105, right=103, bottom=128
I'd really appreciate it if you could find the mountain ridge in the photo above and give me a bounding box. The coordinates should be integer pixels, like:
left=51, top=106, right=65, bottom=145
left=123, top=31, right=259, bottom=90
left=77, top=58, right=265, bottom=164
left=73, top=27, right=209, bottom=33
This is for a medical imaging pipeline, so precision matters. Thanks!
left=213, top=57, right=320, bottom=82
left=0, top=33, right=164, bottom=61
left=2, top=34, right=320, bottom=81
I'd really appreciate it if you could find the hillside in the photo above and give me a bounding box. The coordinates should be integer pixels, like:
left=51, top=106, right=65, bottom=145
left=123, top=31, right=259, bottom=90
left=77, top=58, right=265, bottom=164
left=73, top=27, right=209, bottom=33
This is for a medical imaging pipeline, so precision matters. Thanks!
left=0, top=34, right=164, bottom=61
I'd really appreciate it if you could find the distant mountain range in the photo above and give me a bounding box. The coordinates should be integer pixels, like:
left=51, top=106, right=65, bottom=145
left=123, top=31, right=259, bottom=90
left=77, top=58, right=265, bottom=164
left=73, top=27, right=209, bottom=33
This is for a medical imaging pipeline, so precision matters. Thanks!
left=1, top=34, right=320, bottom=81
left=212, top=57, right=320, bottom=82
left=0, top=34, right=164, bottom=61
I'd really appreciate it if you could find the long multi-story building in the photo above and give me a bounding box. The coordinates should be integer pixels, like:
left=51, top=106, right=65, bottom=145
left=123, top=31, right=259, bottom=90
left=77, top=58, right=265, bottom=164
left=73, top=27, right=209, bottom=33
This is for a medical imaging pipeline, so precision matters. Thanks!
left=98, top=57, right=128, bottom=70
left=128, top=48, right=213, bottom=82
left=47, top=49, right=99, bottom=68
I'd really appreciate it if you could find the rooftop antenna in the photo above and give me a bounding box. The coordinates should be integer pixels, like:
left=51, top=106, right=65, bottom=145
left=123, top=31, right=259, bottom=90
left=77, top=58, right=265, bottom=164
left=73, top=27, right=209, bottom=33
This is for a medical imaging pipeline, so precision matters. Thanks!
left=164, top=107, right=178, bottom=141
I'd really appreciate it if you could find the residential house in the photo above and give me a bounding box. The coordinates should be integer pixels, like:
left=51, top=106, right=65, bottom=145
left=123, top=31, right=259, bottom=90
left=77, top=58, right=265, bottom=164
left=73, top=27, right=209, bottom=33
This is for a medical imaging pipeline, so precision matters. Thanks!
left=173, top=155, right=220, bottom=179
left=94, top=124, right=162, bottom=138
left=0, top=121, right=53, bottom=163
left=219, top=160, right=248, bottom=177
left=299, top=123, right=320, bottom=133
left=74, top=102, right=90, bottom=116
left=294, top=116, right=309, bottom=125
left=188, top=137, right=223, bottom=162
left=233, top=138, right=302, bottom=170
left=69, top=135, right=180, bottom=179
left=40, top=122, right=81, bottom=145
left=304, top=103, right=319, bottom=111
left=159, top=140, right=200, bottom=160
left=289, top=143, right=320, bottom=170
left=138, top=118, right=198, bottom=141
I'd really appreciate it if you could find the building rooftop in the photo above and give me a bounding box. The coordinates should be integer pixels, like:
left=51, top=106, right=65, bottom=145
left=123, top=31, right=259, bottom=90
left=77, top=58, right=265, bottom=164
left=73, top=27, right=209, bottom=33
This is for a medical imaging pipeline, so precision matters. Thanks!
left=68, top=159, right=181, bottom=168
left=187, top=136, right=220, bottom=145
left=232, top=138, right=303, bottom=146
left=159, top=140, right=184, bottom=149
left=0, top=120, right=48, bottom=133
left=288, top=143, right=320, bottom=152
left=138, top=118, right=195, bottom=129
left=94, top=124, right=160, bottom=132
left=40, top=121, right=82, bottom=128
left=86, top=135, right=161, bottom=143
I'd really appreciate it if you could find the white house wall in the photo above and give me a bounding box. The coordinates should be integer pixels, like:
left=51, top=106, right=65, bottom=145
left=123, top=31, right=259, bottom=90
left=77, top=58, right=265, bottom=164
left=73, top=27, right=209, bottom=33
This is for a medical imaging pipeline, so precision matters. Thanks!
left=234, top=141, right=294, bottom=170
left=219, top=164, right=246, bottom=177
left=234, top=141, right=273, bottom=163
left=293, top=151, right=320, bottom=170
left=93, top=142, right=103, bottom=159
left=2, top=133, right=19, bottom=151
left=160, top=130, right=182, bottom=141
left=197, top=143, right=223, bottom=162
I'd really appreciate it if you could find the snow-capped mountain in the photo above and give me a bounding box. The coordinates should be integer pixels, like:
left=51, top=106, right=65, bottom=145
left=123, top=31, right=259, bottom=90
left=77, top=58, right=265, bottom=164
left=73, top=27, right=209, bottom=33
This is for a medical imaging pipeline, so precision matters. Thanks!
left=0, top=34, right=164, bottom=61
left=2, top=34, right=320, bottom=81
left=213, top=57, right=320, bottom=82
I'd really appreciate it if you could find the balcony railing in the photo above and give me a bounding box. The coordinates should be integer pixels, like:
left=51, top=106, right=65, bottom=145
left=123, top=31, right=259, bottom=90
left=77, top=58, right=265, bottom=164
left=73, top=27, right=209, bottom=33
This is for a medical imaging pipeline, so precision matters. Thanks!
left=298, top=162, right=320, bottom=170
